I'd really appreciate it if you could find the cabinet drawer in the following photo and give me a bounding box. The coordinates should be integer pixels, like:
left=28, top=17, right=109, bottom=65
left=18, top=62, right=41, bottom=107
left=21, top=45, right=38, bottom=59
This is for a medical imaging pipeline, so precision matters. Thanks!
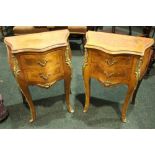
left=90, top=51, right=133, bottom=68
left=24, top=65, right=63, bottom=83
left=91, top=63, right=131, bottom=85
left=19, top=51, right=63, bottom=70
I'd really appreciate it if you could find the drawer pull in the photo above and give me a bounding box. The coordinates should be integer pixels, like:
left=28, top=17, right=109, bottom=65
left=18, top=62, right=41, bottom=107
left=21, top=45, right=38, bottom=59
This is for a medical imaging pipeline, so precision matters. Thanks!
left=104, top=81, right=113, bottom=87
left=103, top=71, right=122, bottom=78
left=37, top=60, right=48, bottom=67
left=105, top=59, right=118, bottom=66
left=39, top=73, right=51, bottom=81
left=104, top=71, right=115, bottom=78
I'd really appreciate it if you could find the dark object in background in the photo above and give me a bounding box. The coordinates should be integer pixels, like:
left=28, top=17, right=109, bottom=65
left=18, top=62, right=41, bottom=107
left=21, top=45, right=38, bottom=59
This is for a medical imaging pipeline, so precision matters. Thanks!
left=0, top=26, right=5, bottom=40
left=1, top=26, right=14, bottom=37
left=0, top=94, right=9, bottom=122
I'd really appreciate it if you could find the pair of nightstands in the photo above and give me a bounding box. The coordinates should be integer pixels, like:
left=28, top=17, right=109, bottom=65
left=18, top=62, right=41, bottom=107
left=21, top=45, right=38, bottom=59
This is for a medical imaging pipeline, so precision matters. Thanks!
left=4, top=30, right=154, bottom=123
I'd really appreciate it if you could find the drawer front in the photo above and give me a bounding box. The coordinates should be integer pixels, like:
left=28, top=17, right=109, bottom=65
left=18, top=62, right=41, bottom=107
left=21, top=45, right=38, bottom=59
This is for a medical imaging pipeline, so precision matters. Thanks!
left=90, top=51, right=133, bottom=86
left=24, top=64, right=63, bottom=84
left=91, top=63, right=131, bottom=85
left=90, top=51, right=132, bottom=68
left=19, top=50, right=64, bottom=70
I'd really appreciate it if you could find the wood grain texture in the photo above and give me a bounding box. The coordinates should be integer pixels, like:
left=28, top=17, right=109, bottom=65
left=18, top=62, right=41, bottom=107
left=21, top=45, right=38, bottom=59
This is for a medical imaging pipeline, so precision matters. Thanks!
left=4, top=30, right=69, bottom=53
left=85, top=31, right=154, bottom=56
left=83, top=31, right=154, bottom=122
left=5, top=31, right=73, bottom=123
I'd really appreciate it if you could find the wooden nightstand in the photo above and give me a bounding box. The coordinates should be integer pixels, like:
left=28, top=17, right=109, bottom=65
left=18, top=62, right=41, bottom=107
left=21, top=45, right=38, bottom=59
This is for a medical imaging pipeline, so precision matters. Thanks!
left=4, top=30, right=74, bottom=122
left=83, top=31, right=154, bottom=122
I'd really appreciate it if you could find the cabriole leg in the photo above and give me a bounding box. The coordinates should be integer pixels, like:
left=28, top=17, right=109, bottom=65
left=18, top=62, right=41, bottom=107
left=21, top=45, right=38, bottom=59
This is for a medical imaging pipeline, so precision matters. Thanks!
left=17, top=80, right=36, bottom=123
left=121, top=85, right=135, bottom=123
left=131, top=80, right=142, bottom=105
left=83, top=72, right=91, bottom=112
left=64, top=75, right=74, bottom=113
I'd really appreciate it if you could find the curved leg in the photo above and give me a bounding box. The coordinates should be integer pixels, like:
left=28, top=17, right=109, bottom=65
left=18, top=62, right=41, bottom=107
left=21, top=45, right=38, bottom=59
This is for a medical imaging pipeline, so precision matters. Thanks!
left=17, top=80, right=36, bottom=123
left=64, top=76, right=74, bottom=113
left=131, top=80, right=142, bottom=105
left=121, top=85, right=135, bottom=123
left=83, top=71, right=91, bottom=112
left=20, top=91, right=28, bottom=106
left=64, top=45, right=74, bottom=113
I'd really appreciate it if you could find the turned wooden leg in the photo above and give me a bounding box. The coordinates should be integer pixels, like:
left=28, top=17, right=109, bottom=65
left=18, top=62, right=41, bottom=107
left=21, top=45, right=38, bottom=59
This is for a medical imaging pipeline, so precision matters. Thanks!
left=83, top=73, right=91, bottom=112
left=112, top=26, right=116, bottom=33
left=121, top=85, right=135, bottom=123
left=131, top=80, right=142, bottom=105
left=17, top=81, right=36, bottom=123
left=81, top=35, right=86, bottom=55
left=129, top=26, right=132, bottom=35
left=64, top=76, right=74, bottom=113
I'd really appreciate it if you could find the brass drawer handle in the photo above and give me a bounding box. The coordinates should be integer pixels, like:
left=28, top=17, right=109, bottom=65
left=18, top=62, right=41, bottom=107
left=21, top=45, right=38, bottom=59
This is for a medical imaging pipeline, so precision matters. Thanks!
left=37, top=60, right=48, bottom=67
left=104, top=80, right=113, bottom=86
left=105, top=59, right=118, bottom=66
left=103, top=71, right=122, bottom=78
left=104, top=71, right=115, bottom=78
left=39, top=73, right=51, bottom=81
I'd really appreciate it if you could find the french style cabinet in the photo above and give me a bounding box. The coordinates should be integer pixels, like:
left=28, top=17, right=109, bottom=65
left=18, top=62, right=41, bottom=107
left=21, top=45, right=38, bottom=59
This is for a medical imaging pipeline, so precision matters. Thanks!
left=4, top=30, right=74, bottom=122
left=83, top=31, right=154, bottom=122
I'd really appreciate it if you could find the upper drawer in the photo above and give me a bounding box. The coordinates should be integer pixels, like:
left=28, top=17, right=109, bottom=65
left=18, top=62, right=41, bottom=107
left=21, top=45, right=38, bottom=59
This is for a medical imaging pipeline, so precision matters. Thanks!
left=18, top=50, right=64, bottom=70
left=90, top=50, right=133, bottom=68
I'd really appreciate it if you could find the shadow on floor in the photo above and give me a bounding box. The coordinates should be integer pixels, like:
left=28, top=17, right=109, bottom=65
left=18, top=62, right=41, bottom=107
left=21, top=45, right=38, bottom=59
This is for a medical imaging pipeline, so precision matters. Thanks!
left=76, top=93, right=121, bottom=116
left=73, top=93, right=123, bottom=128
left=144, top=65, right=155, bottom=79
left=73, top=93, right=136, bottom=128
left=6, top=94, right=68, bottom=128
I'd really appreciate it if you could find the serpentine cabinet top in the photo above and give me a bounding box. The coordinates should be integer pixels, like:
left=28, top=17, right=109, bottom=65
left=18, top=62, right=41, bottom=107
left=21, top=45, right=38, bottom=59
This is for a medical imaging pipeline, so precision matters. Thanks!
left=4, top=29, right=70, bottom=53
left=85, top=31, right=154, bottom=56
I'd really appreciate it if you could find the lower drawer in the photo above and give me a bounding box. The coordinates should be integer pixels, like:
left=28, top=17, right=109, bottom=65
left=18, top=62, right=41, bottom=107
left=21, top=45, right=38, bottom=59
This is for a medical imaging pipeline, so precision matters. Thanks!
left=24, top=65, right=63, bottom=84
left=91, top=64, right=131, bottom=85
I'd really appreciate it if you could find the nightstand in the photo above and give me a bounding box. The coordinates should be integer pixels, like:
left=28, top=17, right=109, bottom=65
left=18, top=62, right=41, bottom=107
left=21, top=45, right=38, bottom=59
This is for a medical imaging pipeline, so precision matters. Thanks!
left=83, top=31, right=154, bottom=122
left=4, top=30, right=74, bottom=122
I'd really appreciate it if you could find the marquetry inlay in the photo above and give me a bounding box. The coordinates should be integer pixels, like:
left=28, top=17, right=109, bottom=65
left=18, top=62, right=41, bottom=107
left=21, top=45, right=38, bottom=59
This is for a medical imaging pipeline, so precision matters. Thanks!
left=4, top=30, right=73, bottom=122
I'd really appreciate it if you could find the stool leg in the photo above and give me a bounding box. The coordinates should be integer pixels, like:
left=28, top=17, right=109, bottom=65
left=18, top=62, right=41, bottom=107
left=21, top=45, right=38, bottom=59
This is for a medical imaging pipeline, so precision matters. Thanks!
left=112, top=26, right=115, bottom=33
left=81, top=35, right=85, bottom=55
left=93, top=26, right=98, bottom=31
left=129, top=26, right=132, bottom=35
